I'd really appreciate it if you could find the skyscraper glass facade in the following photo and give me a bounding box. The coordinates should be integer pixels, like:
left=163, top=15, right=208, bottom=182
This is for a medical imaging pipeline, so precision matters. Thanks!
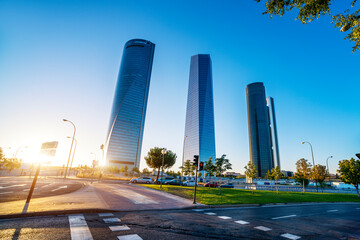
left=183, top=54, right=216, bottom=165
left=246, top=82, right=273, bottom=178
left=267, top=96, right=281, bottom=169
left=105, top=39, right=155, bottom=169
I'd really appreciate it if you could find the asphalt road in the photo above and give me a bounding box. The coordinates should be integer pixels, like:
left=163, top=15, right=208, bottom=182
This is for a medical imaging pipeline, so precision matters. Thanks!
left=0, top=177, right=83, bottom=203
left=0, top=203, right=359, bottom=239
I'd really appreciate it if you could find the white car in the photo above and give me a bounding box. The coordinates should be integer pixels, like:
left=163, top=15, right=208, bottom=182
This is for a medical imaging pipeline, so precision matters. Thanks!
left=182, top=180, right=198, bottom=187
left=130, top=177, right=152, bottom=184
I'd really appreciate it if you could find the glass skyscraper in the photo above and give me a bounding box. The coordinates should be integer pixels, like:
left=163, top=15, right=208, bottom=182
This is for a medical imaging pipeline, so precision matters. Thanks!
left=246, top=82, right=274, bottom=178
left=105, top=39, right=155, bottom=169
left=267, top=96, right=281, bottom=169
left=183, top=54, right=216, bottom=165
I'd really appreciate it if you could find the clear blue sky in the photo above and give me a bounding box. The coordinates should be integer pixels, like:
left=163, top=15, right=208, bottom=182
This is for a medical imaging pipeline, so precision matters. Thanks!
left=0, top=0, right=359, bottom=174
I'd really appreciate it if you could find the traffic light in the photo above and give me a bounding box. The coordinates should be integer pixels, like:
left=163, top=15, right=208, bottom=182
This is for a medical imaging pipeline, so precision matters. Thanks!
left=193, top=155, right=199, bottom=166
left=199, top=162, right=204, bottom=171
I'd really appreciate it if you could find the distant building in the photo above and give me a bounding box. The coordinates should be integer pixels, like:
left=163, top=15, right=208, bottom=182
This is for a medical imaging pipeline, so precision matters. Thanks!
left=225, top=172, right=242, bottom=178
left=246, top=82, right=280, bottom=178
left=267, top=97, right=280, bottom=169
left=183, top=54, right=216, bottom=165
left=281, top=170, right=294, bottom=178
left=105, top=39, right=155, bottom=169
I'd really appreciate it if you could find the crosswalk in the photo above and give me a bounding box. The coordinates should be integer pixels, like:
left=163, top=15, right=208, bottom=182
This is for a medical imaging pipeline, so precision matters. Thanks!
left=69, top=213, right=143, bottom=240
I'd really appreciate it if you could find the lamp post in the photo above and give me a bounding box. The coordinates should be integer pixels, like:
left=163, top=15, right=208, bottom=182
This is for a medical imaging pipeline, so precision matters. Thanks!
left=326, top=156, right=333, bottom=184
left=13, top=146, right=28, bottom=159
left=63, top=119, right=76, bottom=180
left=160, top=148, right=167, bottom=189
left=302, top=141, right=318, bottom=192
left=67, top=136, right=77, bottom=176
left=181, top=136, right=187, bottom=181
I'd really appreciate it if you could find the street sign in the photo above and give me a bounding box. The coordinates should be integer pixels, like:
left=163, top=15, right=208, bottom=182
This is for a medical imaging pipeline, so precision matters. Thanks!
left=40, top=141, right=58, bottom=157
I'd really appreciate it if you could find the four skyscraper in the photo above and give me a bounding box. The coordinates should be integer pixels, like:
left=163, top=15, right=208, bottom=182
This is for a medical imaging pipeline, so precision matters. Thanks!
left=105, top=39, right=280, bottom=175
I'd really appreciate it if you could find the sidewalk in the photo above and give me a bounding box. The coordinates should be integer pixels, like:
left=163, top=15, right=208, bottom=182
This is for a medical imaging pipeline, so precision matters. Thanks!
left=0, top=183, right=106, bottom=216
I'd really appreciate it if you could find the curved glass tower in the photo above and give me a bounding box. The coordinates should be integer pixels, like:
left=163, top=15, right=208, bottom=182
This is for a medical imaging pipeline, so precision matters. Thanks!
left=105, top=39, right=155, bottom=169
left=246, top=82, right=273, bottom=178
left=183, top=54, right=216, bottom=165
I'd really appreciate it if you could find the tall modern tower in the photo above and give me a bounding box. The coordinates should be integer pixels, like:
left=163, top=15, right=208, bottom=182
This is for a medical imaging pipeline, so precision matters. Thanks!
left=267, top=97, right=280, bottom=169
left=183, top=54, right=216, bottom=166
left=246, top=82, right=273, bottom=178
left=105, top=39, right=155, bottom=169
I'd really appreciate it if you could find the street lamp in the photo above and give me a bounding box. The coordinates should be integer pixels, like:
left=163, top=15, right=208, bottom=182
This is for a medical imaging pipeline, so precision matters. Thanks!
left=63, top=119, right=76, bottom=180
left=326, top=156, right=333, bottom=184
left=160, top=148, right=167, bottom=189
left=181, top=135, right=187, bottom=181
left=67, top=136, right=77, bottom=176
left=13, top=146, right=28, bottom=159
left=301, top=141, right=318, bottom=192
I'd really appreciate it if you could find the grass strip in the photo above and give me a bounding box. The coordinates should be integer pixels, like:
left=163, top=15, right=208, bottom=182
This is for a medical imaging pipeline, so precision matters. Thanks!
left=140, top=185, right=360, bottom=205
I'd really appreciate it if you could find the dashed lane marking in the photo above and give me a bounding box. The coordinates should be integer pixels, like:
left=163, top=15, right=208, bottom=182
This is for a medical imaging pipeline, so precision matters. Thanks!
left=272, top=215, right=297, bottom=220
left=218, top=216, right=232, bottom=220
left=51, top=186, right=68, bottom=192
left=109, top=225, right=131, bottom=231
left=41, top=183, right=55, bottom=188
left=68, top=214, right=93, bottom=240
left=235, top=220, right=249, bottom=225
left=356, top=208, right=360, bottom=210
left=99, top=213, right=114, bottom=217
left=0, top=184, right=26, bottom=189
left=281, top=233, right=301, bottom=239
left=254, top=226, right=272, bottom=231
left=103, top=218, right=121, bottom=223
left=204, top=212, right=216, bottom=215
left=192, top=209, right=204, bottom=212
left=117, top=234, right=143, bottom=240
left=0, top=191, right=13, bottom=195
left=327, top=210, right=338, bottom=212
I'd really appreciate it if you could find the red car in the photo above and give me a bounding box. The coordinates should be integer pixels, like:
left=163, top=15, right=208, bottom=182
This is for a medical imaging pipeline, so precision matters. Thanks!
left=204, top=182, right=219, bottom=188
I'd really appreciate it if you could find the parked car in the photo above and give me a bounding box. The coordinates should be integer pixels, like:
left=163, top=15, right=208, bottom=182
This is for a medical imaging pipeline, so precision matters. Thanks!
left=204, top=182, right=219, bottom=188
left=182, top=180, right=198, bottom=187
left=130, top=177, right=152, bottom=184
left=220, top=183, right=234, bottom=188
left=154, top=177, right=174, bottom=184
left=165, top=179, right=183, bottom=186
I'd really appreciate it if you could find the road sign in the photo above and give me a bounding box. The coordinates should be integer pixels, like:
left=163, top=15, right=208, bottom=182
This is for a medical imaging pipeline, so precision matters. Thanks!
left=40, top=141, right=58, bottom=157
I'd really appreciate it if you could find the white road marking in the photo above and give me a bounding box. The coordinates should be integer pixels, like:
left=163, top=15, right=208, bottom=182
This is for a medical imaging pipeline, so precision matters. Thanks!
left=281, top=233, right=301, bottom=239
left=356, top=208, right=360, bottom=210
left=192, top=209, right=204, bottom=212
left=254, top=226, right=272, bottom=231
left=218, top=216, right=232, bottom=220
left=103, top=218, right=121, bottom=223
left=0, top=191, right=13, bottom=194
left=327, top=210, right=338, bottom=212
left=235, top=220, right=249, bottom=225
left=99, top=213, right=114, bottom=217
left=51, top=186, right=68, bottom=192
left=272, top=215, right=297, bottom=220
left=117, top=234, right=143, bottom=240
left=204, top=212, right=216, bottom=215
left=41, top=183, right=55, bottom=188
left=23, top=187, right=37, bottom=191
left=113, top=188, right=157, bottom=204
left=109, top=225, right=131, bottom=231
left=68, top=214, right=93, bottom=240
left=0, top=184, right=26, bottom=189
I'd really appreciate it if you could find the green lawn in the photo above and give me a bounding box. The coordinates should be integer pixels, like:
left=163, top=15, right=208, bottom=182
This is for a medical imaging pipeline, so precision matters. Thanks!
left=140, top=185, right=360, bottom=205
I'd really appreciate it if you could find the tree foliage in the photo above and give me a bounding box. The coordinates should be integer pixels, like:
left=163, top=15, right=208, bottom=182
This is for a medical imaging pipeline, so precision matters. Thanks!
left=144, top=147, right=176, bottom=182
left=337, top=158, right=360, bottom=197
left=312, top=164, right=327, bottom=192
left=204, top=157, right=216, bottom=178
left=215, top=154, right=232, bottom=195
left=256, top=0, right=360, bottom=52
left=294, top=158, right=312, bottom=193
left=180, top=160, right=195, bottom=176
left=244, top=161, right=257, bottom=194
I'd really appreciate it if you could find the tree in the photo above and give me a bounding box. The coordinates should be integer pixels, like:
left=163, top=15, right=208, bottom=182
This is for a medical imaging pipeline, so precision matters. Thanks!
left=179, top=160, right=195, bottom=177
left=124, top=165, right=129, bottom=176
left=142, top=168, right=151, bottom=175
left=132, top=167, right=140, bottom=173
left=272, top=166, right=283, bottom=194
left=295, top=158, right=312, bottom=194
left=215, top=154, right=232, bottom=195
left=204, top=157, right=216, bottom=182
left=1, top=158, right=22, bottom=172
left=312, top=164, right=327, bottom=193
left=244, top=161, right=257, bottom=195
left=337, top=158, right=360, bottom=197
left=265, top=169, right=275, bottom=191
left=256, top=0, right=360, bottom=53
left=144, top=147, right=176, bottom=182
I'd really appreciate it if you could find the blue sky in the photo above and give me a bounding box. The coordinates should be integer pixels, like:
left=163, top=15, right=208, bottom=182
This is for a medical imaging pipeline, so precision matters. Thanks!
left=0, top=0, right=359, bottom=174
